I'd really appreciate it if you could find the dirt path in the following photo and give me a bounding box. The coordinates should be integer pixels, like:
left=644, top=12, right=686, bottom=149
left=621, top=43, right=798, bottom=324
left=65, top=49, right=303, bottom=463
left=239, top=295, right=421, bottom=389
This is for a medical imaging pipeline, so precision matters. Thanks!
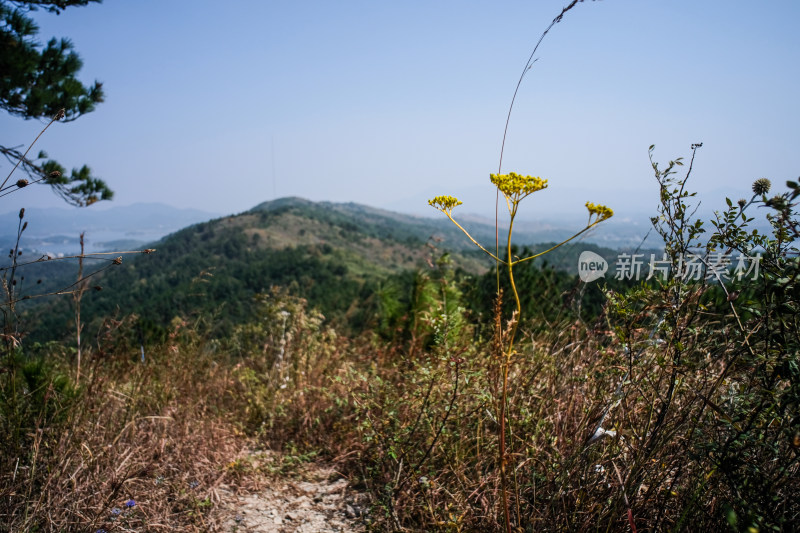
left=217, top=452, right=368, bottom=533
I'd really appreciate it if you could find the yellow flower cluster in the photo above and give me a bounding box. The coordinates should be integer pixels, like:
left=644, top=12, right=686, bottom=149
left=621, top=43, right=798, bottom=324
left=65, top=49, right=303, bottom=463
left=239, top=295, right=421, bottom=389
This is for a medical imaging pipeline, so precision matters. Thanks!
left=585, top=201, right=614, bottom=221
left=428, top=195, right=463, bottom=212
left=490, top=172, right=548, bottom=199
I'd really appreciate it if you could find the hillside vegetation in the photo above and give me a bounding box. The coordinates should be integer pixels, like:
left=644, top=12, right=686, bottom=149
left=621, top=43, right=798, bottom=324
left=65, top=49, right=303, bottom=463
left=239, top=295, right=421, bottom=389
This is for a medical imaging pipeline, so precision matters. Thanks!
left=20, top=197, right=629, bottom=345
left=3, top=163, right=799, bottom=531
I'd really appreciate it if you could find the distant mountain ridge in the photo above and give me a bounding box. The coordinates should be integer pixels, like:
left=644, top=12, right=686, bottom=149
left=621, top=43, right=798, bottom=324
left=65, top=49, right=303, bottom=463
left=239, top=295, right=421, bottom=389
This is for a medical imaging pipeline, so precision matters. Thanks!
left=22, top=196, right=638, bottom=344
left=1, top=202, right=220, bottom=255
left=248, top=196, right=644, bottom=250
left=3, top=196, right=657, bottom=260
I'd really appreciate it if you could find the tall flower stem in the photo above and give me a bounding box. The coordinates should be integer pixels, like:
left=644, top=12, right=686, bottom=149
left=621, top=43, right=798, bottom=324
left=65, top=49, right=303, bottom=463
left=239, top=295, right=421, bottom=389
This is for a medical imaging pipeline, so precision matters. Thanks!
left=430, top=185, right=612, bottom=531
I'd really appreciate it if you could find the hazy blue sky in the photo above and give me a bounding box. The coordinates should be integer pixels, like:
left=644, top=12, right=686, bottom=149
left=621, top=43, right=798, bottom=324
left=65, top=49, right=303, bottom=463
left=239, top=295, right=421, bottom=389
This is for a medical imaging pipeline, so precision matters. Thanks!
left=3, top=0, right=799, bottom=222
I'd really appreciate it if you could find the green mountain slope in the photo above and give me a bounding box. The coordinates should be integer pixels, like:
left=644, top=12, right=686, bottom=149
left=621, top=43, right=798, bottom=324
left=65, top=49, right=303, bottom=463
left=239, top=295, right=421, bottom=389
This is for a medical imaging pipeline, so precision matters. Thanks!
left=19, top=197, right=641, bottom=344
left=19, top=198, right=480, bottom=342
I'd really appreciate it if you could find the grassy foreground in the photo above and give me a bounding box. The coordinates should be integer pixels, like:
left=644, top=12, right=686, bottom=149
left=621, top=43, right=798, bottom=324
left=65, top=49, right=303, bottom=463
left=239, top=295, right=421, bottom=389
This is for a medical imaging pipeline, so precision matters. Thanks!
left=2, top=170, right=798, bottom=532
left=1, top=143, right=798, bottom=532
left=3, top=160, right=800, bottom=531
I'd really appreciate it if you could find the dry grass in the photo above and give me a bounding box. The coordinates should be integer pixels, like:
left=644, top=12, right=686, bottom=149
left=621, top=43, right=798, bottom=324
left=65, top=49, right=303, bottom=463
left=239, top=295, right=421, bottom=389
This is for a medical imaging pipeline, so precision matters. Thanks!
left=2, top=271, right=797, bottom=532
left=1, top=318, right=257, bottom=532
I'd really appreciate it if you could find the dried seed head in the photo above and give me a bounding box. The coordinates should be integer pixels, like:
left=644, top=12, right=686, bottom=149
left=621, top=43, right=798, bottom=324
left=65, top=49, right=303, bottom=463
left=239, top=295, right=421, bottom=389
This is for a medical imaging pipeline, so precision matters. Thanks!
left=737, top=198, right=747, bottom=208
left=16, top=179, right=28, bottom=188
left=18, top=208, right=24, bottom=219
left=752, top=178, right=771, bottom=196
left=767, top=195, right=786, bottom=210
left=113, top=256, right=122, bottom=265
left=55, top=108, right=65, bottom=121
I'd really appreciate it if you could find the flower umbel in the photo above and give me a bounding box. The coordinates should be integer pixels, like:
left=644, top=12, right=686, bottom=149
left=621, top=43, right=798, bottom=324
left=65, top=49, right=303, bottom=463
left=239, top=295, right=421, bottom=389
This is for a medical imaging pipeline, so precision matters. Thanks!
left=585, top=202, right=614, bottom=222
left=490, top=172, right=548, bottom=200
left=428, top=195, right=462, bottom=214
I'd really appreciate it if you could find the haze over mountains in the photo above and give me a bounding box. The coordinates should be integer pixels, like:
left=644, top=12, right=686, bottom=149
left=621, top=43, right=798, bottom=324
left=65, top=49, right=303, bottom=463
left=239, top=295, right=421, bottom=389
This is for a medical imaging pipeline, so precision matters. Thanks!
left=1, top=203, right=221, bottom=255
left=2, top=195, right=661, bottom=259
left=5, top=177, right=773, bottom=263
left=387, top=181, right=770, bottom=248
left=21, top=196, right=635, bottom=344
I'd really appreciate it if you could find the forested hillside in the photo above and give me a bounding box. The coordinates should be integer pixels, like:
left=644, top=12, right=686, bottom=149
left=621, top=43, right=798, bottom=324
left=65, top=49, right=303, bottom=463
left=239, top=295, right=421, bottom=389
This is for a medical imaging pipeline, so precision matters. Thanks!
left=21, top=197, right=631, bottom=345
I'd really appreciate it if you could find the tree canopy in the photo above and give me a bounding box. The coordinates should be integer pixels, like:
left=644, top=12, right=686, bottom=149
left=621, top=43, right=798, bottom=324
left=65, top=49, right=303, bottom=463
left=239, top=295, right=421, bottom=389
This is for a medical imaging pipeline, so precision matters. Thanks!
left=0, top=0, right=112, bottom=206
